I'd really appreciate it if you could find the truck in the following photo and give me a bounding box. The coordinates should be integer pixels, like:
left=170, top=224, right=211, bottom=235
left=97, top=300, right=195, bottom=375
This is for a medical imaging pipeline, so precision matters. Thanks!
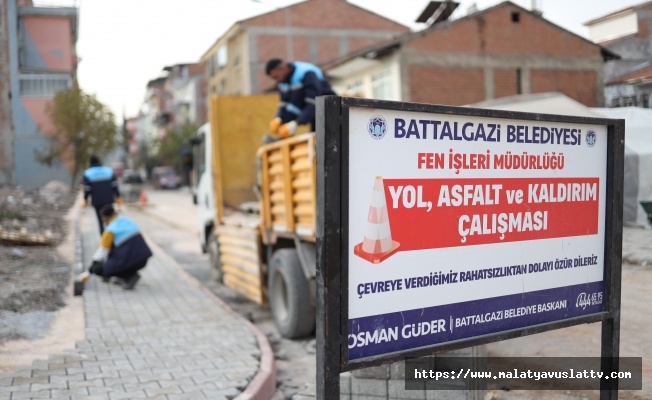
left=193, top=94, right=316, bottom=338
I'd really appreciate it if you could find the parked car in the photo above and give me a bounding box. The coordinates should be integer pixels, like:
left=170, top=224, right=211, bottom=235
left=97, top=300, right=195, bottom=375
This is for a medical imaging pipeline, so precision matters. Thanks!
left=121, top=170, right=144, bottom=202
left=122, top=170, right=144, bottom=184
left=152, top=167, right=181, bottom=189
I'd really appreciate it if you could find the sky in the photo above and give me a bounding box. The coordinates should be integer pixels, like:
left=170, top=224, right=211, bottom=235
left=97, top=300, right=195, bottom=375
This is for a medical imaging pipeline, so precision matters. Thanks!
left=35, top=0, right=644, bottom=121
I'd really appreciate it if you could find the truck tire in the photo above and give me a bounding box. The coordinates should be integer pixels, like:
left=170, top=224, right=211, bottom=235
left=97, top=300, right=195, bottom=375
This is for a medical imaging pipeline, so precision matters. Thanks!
left=207, top=231, right=223, bottom=283
left=268, top=249, right=315, bottom=339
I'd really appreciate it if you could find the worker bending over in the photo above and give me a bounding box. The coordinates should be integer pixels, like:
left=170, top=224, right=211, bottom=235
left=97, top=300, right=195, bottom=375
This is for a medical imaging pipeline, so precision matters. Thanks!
left=86, top=205, right=152, bottom=290
left=266, top=58, right=336, bottom=141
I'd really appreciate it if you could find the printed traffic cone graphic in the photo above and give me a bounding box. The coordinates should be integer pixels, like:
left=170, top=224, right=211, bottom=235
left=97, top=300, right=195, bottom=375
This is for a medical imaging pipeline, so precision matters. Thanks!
left=354, top=176, right=400, bottom=264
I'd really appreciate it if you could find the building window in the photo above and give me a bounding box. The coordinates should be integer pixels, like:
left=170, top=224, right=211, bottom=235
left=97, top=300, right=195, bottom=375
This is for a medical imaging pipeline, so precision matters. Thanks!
left=208, top=57, right=216, bottom=77
left=372, top=69, right=392, bottom=100
left=346, top=79, right=364, bottom=96
left=641, top=94, right=649, bottom=108
left=218, top=45, right=227, bottom=70
left=516, top=68, right=522, bottom=94
left=19, top=74, right=71, bottom=97
left=623, top=96, right=636, bottom=107
left=511, top=12, right=520, bottom=23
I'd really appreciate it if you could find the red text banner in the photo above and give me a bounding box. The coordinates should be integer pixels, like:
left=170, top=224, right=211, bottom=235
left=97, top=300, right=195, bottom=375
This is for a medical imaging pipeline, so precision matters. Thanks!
left=383, top=177, right=599, bottom=250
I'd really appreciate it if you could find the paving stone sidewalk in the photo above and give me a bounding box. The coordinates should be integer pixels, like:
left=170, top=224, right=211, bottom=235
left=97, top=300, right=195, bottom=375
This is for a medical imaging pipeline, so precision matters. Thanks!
left=0, top=211, right=263, bottom=400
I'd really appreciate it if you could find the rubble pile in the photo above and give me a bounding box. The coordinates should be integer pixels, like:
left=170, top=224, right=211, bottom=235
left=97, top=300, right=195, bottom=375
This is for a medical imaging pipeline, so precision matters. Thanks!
left=0, top=182, right=75, bottom=344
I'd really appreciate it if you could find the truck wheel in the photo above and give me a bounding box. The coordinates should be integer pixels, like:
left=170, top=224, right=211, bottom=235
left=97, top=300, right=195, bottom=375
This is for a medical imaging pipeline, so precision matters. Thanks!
left=268, top=249, right=315, bottom=339
left=207, top=231, right=223, bottom=283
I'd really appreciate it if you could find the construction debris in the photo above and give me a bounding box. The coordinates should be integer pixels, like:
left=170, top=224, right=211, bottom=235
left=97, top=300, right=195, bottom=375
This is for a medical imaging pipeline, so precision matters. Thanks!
left=0, top=182, right=75, bottom=345
left=0, top=228, right=57, bottom=246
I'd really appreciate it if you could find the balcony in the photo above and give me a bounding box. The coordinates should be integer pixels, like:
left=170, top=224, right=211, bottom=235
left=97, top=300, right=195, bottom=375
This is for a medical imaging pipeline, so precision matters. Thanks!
left=19, top=73, right=71, bottom=97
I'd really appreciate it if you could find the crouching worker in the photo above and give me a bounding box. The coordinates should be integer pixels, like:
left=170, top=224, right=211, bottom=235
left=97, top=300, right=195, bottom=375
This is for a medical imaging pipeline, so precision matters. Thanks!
left=85, top=205, right=152, bottom=290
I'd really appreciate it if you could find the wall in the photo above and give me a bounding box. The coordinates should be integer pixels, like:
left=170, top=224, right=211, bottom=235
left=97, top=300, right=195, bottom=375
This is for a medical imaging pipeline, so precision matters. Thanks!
left=332, top=53, right=402, bottom=101
left=10, top=5, right=76, bottom=188
left=0, top=0, right=15, bottom=184
left=20, top=15, right=73, bottom=71
left=240, top=0, right=408, bottom=94
left=587, top=12, right=638, bottom=43
left=402, top=4, right=605, bottom=106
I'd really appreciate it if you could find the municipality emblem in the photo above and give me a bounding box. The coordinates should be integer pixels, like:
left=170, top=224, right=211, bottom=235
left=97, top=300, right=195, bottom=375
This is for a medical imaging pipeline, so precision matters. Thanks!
left=586, top=129, right=597, bottom=147
left=367, top=116, right=387, bottom=140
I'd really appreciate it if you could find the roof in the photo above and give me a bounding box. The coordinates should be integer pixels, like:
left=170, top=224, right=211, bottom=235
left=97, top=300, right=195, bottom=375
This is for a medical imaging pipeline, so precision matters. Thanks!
left=146, top=77, right=167, bottom=89
left=162, top=63, right=196, bottom=72
left=323, top=1, right=619, bottom=73
left=468, top=92, right=602, bottom=118
left=584, top=1, right=652, bottom=26
left=607, top=63, right=652, bottom=85
left=597, top=32, right=637, bottom=47
left=201, top=0, right=409, bottom=61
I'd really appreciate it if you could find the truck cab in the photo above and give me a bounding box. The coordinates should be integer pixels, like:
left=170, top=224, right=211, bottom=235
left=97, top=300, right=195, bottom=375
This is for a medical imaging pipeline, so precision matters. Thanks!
left=191, top=123, right=219, bottom=278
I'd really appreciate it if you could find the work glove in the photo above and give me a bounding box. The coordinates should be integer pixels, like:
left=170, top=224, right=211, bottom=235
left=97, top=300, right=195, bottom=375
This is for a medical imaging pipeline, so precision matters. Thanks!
left=89, top=261, right=104, bottom=276
left=115, top=197, right=123, bottom=205
left=279, top=121, right=298, bottom=138
left=269, top=117, right=282, bottom=134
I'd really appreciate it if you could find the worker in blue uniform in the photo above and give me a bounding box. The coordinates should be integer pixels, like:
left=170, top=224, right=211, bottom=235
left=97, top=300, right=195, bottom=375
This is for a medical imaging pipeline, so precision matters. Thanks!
left=87, top=205, right=152, bottom=290
left=265, top=58, right=336, bottom=141
left=82, top=155, right=122, bottom=235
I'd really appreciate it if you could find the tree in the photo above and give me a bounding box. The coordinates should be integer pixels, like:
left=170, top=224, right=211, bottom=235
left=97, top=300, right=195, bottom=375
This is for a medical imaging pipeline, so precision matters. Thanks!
left=153, top=123, right=197, bottom=169
left=35, top=84, right=118, bottom=190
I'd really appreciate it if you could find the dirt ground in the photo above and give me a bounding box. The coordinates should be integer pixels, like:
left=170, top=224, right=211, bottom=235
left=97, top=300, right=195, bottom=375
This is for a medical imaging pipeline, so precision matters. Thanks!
left=0, top=184, right=84, bottom=371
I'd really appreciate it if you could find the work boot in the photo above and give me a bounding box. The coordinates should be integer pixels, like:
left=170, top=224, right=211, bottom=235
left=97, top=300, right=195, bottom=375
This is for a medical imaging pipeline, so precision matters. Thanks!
left=102, top=276, right=111, bottom=283
left=122, top=273, right=141, bottom=290
left=112, top=277, right=126, bottom=286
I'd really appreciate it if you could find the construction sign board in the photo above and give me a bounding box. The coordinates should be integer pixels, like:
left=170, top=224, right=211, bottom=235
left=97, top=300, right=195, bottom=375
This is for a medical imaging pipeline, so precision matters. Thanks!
left=316, top=97, right=624, bottom=394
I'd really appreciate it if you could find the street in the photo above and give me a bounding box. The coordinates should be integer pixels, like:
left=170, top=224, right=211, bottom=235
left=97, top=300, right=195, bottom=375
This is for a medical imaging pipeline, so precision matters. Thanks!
left=131, top=187, right=652, bottom=400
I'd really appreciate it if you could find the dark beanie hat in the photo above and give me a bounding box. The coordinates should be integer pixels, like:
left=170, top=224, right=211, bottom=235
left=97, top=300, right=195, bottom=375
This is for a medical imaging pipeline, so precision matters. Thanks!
left=265, top=58, right=283, bottom=75
left=100, top=204, right=115, bottom=218
left=90, top=155, right=101, bottom=166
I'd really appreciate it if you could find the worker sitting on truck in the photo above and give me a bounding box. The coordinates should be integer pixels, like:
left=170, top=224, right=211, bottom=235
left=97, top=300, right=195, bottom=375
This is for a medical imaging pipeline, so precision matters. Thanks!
left=85, top=205, right=152, bottom=290
left=266, top=58, right=336, bottom=141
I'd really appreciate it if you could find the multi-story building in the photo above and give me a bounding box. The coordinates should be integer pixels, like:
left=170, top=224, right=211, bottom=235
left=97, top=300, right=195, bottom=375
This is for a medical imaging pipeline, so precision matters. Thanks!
left=142, top=76, right=167, bottom=145
left=585, top=0, right=652, bottom=108
left=4, top=0, right=78, bottom=187
left=326, top=1, right=617, bottom=107
left=200, top=0, right=409, bottom=97
left=0, top=0, right=15, bottom=185
left=163, top=63, right=206, bottom=126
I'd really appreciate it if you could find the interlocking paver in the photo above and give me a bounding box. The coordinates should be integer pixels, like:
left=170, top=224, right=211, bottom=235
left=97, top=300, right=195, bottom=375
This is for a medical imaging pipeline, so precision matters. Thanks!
left=0, top=210, right=263, bottom=399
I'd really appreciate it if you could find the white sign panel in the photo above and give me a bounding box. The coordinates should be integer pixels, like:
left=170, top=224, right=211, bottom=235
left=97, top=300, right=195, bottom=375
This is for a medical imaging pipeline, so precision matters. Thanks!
left=347, top=107, right=607, bottom=361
